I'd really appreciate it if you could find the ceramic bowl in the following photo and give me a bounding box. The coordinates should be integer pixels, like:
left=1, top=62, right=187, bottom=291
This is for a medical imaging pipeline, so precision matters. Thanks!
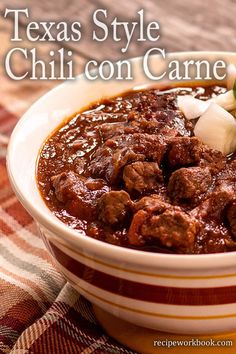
left=7, top=51, right=236, bottom=334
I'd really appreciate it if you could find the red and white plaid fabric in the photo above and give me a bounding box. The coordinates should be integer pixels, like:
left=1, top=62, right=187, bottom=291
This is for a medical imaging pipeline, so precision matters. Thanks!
left=0, top=95, right=136, bottom=353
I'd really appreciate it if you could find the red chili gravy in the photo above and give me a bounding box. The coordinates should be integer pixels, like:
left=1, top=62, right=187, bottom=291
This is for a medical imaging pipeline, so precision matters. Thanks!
left=37, top=84, right=236, bottom=254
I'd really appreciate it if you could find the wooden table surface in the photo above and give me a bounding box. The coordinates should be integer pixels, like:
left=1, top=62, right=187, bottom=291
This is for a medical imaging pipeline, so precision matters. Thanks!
left=0, top=0, right=235, bottom=115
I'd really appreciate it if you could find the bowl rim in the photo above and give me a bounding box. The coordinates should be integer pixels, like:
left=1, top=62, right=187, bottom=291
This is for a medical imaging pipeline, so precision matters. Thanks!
left=7, top=50, right=236, bottom=270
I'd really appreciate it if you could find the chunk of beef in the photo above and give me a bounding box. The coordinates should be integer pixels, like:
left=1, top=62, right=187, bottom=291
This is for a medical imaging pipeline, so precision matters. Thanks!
left=123, top=162, right=163, bottom=193
left=191, top=184, right=234, bottom=222
left=200, top=146, right=226, bottom=174
left=128, top=206, right=198, bottom=253
left=87, top=145, right=115, bottom=179
left=99, top=113, right=174, bottom=142
left=168, top=167, right=212, bottom=202
left=215, top=160, right=236, bottom=186
left=88, top=133, right=167, bottom=184
left=51, top=171, right=109, bottom=219
left=194, top=224, right=236, bottom=254
left=127, top=110, right=181, bottom=138
left=134, top=195, right=169, bottom=214
left=167, top=137, right=202, bottom=168
left=51, top=171, right=77, bottom=203
left=128, top=195, right=170, bottom=246
left=107, top=148, right=145, bottom=183
left=142, top=210, right=197, bottom=252
left=226, top=201, right=236, bottom=238
left=105, top=133, right=166, bottom=163
left=98, top=190, right=132, bottom=225
left=166, top=136, right=226, bottom=174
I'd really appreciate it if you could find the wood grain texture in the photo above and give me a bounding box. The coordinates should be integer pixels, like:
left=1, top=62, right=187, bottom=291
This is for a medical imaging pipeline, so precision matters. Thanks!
left=0, top=0, right=235, bottom=112
left=1, top=0, right=235, bottom=61
left=0, top=17, right=85, bottom=114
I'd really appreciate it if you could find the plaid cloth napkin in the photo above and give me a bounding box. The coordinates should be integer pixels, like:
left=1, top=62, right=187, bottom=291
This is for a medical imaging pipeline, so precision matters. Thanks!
left=0, top=101, right=136, bottom=354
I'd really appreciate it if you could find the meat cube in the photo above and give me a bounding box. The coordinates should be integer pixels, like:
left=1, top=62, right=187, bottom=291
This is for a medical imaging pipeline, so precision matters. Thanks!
left=87, top=145, right=114, bottom=178
left=166, top=136, right=226, bottom=174
left=167, top=137, right=202, bottom=168
left=98, top=190, right=132, bottom=225
left=129, top=195, right=172, bottom=246
left=51, top=171, right=108, bottom=219
left=134, top=195, right=169, bottom=214
left=123, top=162, right=163, bottom=193
left=51, top=171, right=78, bottom=203
left=88, top=145, right=144, bottom=184
left=168, top=167, right=212, bottom=202
left=226, top=201, right=236, bottom=238
left=128, top=207, right=198, bottom=252
left=88, top=133, right=167, bottom=184
left=107, top=148, right=145, bottom=183
left=142, top=210, right=197, bottom=251
left=105, top=133, right=167, bottom=164
left=200, top=146, right=226, bottom=174
left=191, top=184, right=235, bottom=222
left=195, top=225, right=236, bottom=254
left=215, top=160, right=236, bottom=186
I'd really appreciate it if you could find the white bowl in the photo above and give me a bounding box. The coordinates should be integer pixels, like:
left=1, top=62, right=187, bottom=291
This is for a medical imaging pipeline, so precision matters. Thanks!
left=7, top=51, right=236, bottom=334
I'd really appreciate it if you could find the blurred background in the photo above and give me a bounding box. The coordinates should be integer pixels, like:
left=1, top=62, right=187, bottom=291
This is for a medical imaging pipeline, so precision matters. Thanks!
left=0, top=0, right=235, bottom=116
